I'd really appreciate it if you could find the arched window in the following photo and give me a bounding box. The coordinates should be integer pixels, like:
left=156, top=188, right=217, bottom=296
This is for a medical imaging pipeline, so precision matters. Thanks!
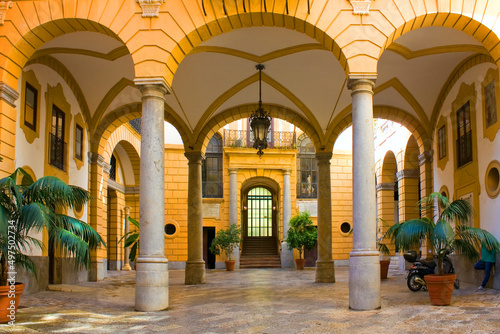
left=202, top=133, right=223, bottom=198
left=297, top=134, right=317, bottom=199
left=109, top=154, right=116, bottom=181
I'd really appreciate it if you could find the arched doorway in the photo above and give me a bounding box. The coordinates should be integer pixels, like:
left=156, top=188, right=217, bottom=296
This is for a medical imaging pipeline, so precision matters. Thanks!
left=241, top=185, right=280, bottom=268
left=245, top=187, right=275, bottom=238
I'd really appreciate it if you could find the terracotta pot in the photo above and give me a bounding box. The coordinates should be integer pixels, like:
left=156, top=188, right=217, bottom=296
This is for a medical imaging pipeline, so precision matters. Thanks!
left=0, top=283, right=25, bottom=323
left=424, top=274, right=456, bottom=306
left=295, top=259, right=306, bottom=270
left=380, top=259, right=390, bottom=279
left=225, top=260, right=236, bottom=271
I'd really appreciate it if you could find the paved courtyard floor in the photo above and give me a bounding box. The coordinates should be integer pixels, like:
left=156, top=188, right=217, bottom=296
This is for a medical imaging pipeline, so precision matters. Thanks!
left=1, top=267, right=500, bottom=333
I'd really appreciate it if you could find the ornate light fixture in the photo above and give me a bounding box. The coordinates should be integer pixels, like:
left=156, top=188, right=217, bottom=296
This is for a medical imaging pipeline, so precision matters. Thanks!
left=250, top=64, right=272, bottom=157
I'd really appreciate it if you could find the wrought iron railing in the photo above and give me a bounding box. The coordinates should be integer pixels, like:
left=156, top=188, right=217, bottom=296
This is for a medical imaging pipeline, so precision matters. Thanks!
left=49, top=133, right=66, bottom=171
left=222, top=129, right=296, bottom=148
left=456, top=130, right=472, bottom=167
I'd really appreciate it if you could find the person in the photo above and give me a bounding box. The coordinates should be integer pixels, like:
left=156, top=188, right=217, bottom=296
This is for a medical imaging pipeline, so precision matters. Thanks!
left=474, top=242, right=496, bottom=290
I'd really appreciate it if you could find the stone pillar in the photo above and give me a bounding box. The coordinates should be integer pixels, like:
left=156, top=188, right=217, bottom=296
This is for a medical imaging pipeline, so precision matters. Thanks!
left=228, top=168, right=240, bottom=268
left=281, top=169, right=294, bottom=268
left=348, top=78, right=380, bottom=310
left=0, top=82, right=19, bottom=177
left=122, top=206, right=132, bottom=271
left=88, top=152, right=110, bottom=281
left=419, top=150, right=434, bottom=259
left=315, top=152, right=335, bottom=283
left=185, top=151, right=206, bottom=284
left=134, top=79, right=169, bottom=312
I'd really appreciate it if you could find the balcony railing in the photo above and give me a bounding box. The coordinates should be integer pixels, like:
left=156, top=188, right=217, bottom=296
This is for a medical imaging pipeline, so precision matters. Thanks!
left=49, top=133, right=66, bottom=171
left=222, top=130, right=296, bottom=148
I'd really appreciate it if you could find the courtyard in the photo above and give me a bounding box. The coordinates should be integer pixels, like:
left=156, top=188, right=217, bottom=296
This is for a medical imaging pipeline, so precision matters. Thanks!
left=2, top=267, right=500, bottom=334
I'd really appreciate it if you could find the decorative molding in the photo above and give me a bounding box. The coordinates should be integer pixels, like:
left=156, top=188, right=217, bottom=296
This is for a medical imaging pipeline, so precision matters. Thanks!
left=107, top=179, right=126, bottom=193
left=349, top=0, right=373, bottom=15
left=136, top=0, right=165, bottom=18
left=125, top=186, right=140, bottom=194
left=376, top=182, right=395, bottom=192
left=418, top=150, right=433, bottom=166
left=0, top=2, right=12, bottom=25
left=88, top=152, right=111, bottom=173
left=396, top=169, right=420, bottom=181
left=0, top=82, right=19, bottom=107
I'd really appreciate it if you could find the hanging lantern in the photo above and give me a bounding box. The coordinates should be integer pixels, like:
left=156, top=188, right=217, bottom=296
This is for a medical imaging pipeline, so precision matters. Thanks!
left=249, top=64, right=272, bottom=157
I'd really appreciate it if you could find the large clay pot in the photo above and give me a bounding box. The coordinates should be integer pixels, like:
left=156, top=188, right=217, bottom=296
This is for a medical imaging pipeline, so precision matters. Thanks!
left=0, top=283, right=25, bottom=323
left=225, top=260, right=236, bottom=271
left=295, top=259, right=306, bottom=270
left=380, top=259, right=390, bottom=279
left=425, top=274, right=456, bottom=306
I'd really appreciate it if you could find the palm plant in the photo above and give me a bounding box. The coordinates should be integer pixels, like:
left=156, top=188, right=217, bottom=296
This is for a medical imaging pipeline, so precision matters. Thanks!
left=119, top=216, right=140, bottom=262
left=383, top=192, right=500, bottom=275
left=0, top=168, right=105, bottom=286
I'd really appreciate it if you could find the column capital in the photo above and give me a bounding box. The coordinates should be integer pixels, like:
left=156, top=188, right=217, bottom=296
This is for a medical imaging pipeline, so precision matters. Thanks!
left=134, top=77, right=171, bottom=99
left=0, top=81, right=19, bottom=107
left=376, top=182, right=395, bottom=192
left=88, top=152, right=111, bottom=173
left=184, top=151, right=204, bottom=164
left=347, top=75, right=376, bottom=91
left=418, top=150, right=434, bottom=166
left=283, top=169, right=292, bottom=175
left=396, top=169, right=419, bottom=181
left=315, top=152, right=333, bottom=163
left=228, top=168, right=238, bottom=174
left=123, top=206, right=132, bottom=215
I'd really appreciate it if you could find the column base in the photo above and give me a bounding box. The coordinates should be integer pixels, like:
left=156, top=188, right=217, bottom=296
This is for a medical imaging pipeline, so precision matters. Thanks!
left=89, top=260, right=107, bottom=281
left=280, top=242, right=295, bottom=268
left=122, top=263, right=132, bottom=271
left=349, top=250, right=380, bottom=310
left=135, top=256, right=169, bottom=312
left=315, top=260, right=335, bottom=283
left=185, top=261, right=206, bottom=285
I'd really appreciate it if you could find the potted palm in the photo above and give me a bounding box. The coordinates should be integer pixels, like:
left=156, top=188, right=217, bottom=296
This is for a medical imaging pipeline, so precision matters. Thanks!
left=285, top=211, right=318, bottom=270
left=384, top=192, right=500, bottom=305
left=0, top=168, right=105, bottom=323
left=209, top=224, right=241, bottom=271
left=119, top=216, right=140, bottom=263
left=377, top=218, right=393, bottom=279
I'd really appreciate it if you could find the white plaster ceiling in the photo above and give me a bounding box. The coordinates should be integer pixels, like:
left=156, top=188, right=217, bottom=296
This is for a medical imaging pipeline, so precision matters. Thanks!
left=171, top=27, right=347, bottom=134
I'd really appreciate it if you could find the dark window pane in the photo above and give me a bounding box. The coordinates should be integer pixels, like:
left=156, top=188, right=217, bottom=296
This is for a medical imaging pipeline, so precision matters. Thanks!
left=24, top=83, right=37, bottom=130
left=75, top=125, right=83, bottom=161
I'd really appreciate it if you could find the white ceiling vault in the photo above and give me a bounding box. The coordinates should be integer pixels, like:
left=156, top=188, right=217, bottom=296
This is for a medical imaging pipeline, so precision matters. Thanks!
left=26, top=25, right=494, bottom=148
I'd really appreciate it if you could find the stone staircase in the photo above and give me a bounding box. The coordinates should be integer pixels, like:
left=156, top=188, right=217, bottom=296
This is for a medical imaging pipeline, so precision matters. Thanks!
left=240, top=237, right=281, bottom=269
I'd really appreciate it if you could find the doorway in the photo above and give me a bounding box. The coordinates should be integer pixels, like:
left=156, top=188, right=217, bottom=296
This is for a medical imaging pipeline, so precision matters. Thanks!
left=203, top=227, right=216, bottom=269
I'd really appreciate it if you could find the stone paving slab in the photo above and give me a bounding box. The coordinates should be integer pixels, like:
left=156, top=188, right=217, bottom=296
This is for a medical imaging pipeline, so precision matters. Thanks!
left=1, top=267, right=499, bottom=333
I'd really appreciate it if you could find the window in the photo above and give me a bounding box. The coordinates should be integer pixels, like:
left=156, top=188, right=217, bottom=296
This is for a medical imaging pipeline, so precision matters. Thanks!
left=485, top=81, right=497, bottom=128
left=24, top=82, right=37, bottom=131
left=456, top=101, right=472, bottom=168
left=297, top=135, right=317, bottom=199
left=49, top=105, right=66, bottom=170
left=438, top=125, right=446, bottom=160
left=202, top=134, right=223, bottom=198
left=75, top=124, right=83, bottom=161
left=109, top=154, right=116, bottom=181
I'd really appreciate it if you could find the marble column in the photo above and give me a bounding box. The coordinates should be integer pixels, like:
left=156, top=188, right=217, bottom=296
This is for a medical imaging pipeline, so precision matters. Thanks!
left=134, top=79, right=169, bottom=312
left=122, top=206, right=132, bottom=271
left=228, top=168, right=240, bottom=268
left=281, top=169, right=294, bottom=268
left=348, top=78, right=380, bottom=310
left=315, top=152, right=335, bottom=283
left=185, top=151, right=206, bottom=284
